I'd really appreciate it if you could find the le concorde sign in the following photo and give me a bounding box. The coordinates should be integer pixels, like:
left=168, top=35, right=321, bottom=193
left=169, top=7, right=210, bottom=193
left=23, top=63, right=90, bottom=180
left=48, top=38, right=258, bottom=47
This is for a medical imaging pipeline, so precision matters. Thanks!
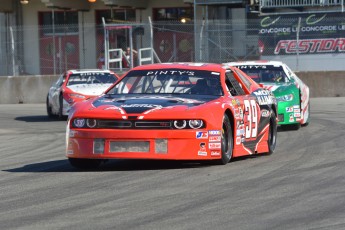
left=258, top=13, right=345, bottom=55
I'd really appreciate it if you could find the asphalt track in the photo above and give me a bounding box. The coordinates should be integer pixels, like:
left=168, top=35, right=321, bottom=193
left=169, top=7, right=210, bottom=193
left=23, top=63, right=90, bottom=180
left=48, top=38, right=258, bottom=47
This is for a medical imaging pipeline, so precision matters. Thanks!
left=0, top=97, right=345, bottom=230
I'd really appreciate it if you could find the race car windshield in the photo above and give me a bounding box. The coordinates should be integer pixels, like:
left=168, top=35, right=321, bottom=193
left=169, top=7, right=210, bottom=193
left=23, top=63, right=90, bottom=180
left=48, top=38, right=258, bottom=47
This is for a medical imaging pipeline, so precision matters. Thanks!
left=67, top=72, right=117, bottom=86
left=107, top=69, right=223, bottom=96
left=235, top=66, right=288, bottom=83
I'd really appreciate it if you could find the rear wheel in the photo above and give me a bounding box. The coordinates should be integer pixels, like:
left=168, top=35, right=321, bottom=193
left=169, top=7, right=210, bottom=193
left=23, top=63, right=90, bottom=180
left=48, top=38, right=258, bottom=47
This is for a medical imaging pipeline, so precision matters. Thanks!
left=217, top=114, right=233, bottom=165
left=58, top=94, right=64, bottom=119
left=46, top=96, right=54, bottom=118
left=68, top=158, right=102, bottom=170
left=267, top=111, right=277, bottom=155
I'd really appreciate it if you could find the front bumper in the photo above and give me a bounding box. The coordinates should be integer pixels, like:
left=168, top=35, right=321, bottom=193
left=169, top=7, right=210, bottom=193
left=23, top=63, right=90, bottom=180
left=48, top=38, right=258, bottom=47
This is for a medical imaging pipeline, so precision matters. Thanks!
left=277, top=101, right=301, bottom=125
left=66, top=128, right=223, bottom=160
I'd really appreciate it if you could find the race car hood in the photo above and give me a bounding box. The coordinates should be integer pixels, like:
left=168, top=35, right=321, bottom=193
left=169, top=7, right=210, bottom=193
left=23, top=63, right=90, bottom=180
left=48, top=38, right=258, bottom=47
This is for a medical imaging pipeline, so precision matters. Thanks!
left=67, top=84, right=113, bottom=96
left=91, top=95, right=210, bottom=114
left=261, top=83, right=297, bottom=97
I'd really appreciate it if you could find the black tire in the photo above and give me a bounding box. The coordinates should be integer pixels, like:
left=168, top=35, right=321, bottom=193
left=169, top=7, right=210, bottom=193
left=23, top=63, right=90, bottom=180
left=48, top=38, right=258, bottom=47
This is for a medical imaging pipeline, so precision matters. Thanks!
left=217, top=114, right=233, bottom=165
left=68, top=158, right=102, bottom=170
left=46, top=96, right=54, bottom=118
left=58, top=94, right=64, bottom=120
left=267, top=111, right=277, bottom=155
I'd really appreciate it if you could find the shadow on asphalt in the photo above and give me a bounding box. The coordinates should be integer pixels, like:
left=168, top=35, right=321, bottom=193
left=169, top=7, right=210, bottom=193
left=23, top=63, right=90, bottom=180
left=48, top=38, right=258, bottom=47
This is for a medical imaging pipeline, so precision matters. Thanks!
left=3, top=155, right=258, bottom=173
left=14, top=115, right=67, bottom=123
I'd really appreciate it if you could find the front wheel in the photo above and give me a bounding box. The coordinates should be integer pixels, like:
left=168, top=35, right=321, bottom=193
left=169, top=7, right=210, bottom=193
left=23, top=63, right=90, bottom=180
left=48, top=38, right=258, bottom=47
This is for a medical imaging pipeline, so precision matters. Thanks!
left=217, top=114, right=233, bottom=165
left=267, top=111, right=277, bottom=155
left=68, top=158, right=102, bottom=170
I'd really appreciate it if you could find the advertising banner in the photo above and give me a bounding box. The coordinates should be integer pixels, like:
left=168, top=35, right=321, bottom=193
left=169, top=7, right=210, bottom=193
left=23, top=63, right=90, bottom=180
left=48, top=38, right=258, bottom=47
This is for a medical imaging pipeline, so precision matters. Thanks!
left=258, top=13, right=345, bottom=55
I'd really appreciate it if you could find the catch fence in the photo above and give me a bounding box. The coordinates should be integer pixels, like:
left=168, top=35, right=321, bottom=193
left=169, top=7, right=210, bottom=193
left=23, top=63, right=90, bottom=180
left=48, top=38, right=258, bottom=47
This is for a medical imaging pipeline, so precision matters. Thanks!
left=1, top=14, right=345, bottom=76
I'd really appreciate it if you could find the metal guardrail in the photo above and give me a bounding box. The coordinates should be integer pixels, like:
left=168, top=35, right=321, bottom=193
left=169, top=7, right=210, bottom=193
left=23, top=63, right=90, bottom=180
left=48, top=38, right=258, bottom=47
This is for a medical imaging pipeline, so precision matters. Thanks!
left=260, top=0, right=344, bottom=8
left=195, top=0, right=243, bottom=4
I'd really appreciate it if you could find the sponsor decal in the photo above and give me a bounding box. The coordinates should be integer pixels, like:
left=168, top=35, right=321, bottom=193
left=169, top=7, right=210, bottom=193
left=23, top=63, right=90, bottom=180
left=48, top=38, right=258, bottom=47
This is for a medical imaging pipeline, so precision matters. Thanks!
left=261, top=109, right=270, bottom=117
left=236, top=137, right=242, bottom=145
left=209, top=130, right=221, bottom=135
left=146, top=70, right=195, bottom=76
left=211, top=150, right=221, bottom=157
left=236, top=128, right=245, bottom=137
left=231, top=99, right=237, bottom=106
left=235, top=108, right=244, bottom=119
left=294, top=108, right=300, bottom=113
left=209, top=142, right=221, bottom=150
left=234, top=108, right=240, bottom=118
left=253, top=90, right=275, bottom=105
left=256, top=95, right=275, bottom=105
left=294, top=112, right=301, bottom=117
left=209, top=136, right=221, bottom=142
left=198, top=142, right=207, bottom=156
left=286, top=107, right=293, bottom=112
left=253, top=89, right=271, bottom=96
left=293, top=105, right=300, bottom=108
left=236, top=65, right=268, bottom=70
left=121, top=104, right=162, bottom=109
left=196, top=131, right=208, bottom=139
left=198, top=151, right=207, bottom=156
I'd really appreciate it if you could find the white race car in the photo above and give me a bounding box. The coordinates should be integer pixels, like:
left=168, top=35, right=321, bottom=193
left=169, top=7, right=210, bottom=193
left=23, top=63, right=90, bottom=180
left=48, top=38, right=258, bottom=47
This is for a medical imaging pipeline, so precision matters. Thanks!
left=46, top=69, right=119, bottom=118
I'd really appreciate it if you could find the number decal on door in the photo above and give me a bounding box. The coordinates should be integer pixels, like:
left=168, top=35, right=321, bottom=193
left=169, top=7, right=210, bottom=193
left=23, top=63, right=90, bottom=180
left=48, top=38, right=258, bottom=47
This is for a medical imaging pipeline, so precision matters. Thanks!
left=244, top=100, right=258, bottom=139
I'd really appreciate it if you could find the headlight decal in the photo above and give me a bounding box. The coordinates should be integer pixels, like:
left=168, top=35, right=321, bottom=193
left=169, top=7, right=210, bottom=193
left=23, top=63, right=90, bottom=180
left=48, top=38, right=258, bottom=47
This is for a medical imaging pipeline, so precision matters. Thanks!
left=276, top=94, right=294, bottom=102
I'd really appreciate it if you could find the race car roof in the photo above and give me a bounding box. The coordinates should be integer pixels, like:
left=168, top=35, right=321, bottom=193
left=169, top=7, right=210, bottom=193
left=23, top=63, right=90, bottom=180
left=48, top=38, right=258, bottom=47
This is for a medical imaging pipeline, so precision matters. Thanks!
left=68, top=69, right=114, bottom=74
left=225, top=60, right=284, bottom=67
left=131, top=62, right=231, bottom=72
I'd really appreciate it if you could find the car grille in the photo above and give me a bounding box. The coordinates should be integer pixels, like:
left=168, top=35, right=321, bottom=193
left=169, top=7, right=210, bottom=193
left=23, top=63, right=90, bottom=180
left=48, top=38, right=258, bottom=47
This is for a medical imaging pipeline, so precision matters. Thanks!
left=278, top=114, right=284, bottom=122
left=98, top=120, right=172, bottom=129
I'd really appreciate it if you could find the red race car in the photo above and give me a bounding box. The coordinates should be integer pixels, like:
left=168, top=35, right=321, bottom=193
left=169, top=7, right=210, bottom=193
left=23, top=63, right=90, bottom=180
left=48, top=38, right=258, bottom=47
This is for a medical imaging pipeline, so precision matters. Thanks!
left=66, top=63, right=277, bottom=169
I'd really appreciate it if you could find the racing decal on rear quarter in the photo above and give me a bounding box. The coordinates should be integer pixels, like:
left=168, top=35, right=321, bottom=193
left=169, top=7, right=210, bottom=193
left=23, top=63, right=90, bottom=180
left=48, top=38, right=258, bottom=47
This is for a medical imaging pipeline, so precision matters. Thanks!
left=261, top=109, right=270, bottom=118
left=244, top=99, right=258, bottom=139
left=253, top=89, right=275, bottom=105
left=236, top=137, right=242, bottom=145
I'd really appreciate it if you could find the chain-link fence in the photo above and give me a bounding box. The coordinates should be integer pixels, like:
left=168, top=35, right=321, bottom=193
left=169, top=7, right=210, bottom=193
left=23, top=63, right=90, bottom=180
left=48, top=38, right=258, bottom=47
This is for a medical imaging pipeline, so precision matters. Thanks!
left=1, top=14, right=345, bottom=76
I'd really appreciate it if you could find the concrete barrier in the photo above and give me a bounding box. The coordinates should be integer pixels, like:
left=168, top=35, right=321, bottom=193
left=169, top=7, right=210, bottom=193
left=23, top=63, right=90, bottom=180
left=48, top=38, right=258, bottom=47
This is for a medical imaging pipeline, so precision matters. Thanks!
left=0, top=71, right=344, bottom=104
left=0, top=75, right=59, bottom=104
left=296, top=71, right=345, bottom=98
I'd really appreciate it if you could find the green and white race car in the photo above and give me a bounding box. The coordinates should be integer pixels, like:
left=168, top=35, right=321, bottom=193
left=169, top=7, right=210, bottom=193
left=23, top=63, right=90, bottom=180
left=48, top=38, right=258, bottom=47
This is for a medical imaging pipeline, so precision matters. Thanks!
left=227, top=60, right=310, bottom=130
